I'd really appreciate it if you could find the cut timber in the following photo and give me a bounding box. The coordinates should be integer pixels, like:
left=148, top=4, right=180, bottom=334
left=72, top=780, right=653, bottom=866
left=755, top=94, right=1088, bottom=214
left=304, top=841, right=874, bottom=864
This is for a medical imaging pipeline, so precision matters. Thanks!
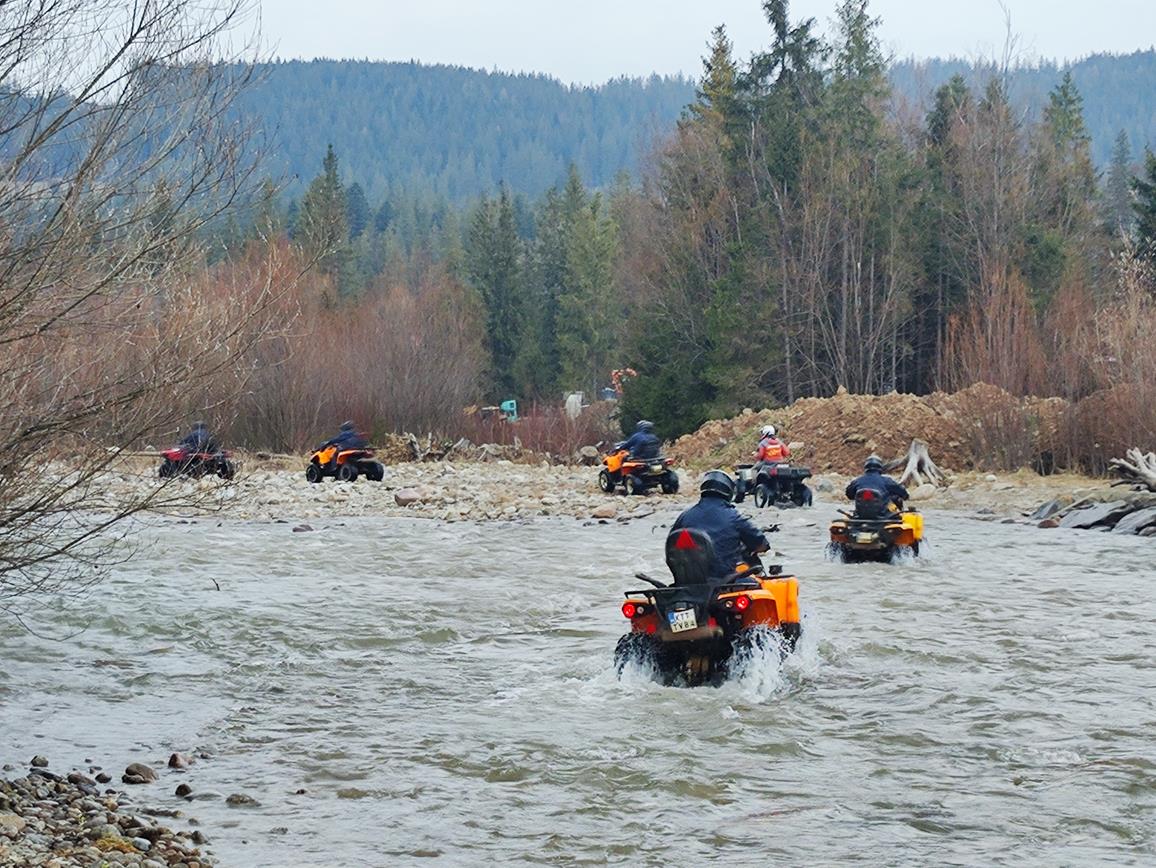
left=885, top=439, right=945, bottom=488
left=1109, top=447, right=1156, bottom=492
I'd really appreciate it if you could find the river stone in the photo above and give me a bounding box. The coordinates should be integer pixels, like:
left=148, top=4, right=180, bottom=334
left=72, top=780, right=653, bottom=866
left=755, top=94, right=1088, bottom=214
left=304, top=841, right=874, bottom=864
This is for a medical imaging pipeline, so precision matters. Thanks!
left=576, top=445, right=600, bottom=465
left=1058, top=501, right=1132, bottom=529
left=1029, top=498, right=1070, bottom=520
left=225, top=793, right=259, bottom=807
left=909, top=483, right=937, bottom=501
left=1141, top=526, right=1156, bottom=537
left=174, top=784, right=192, bottom=798
left=0, top=813, right=26, bottom=834
left=394, top=488, right=422, bottom=506
left=591, top=504, right=617, bottom=519
left=1038, top=518, right=1060, bottom=529
left=30, top=755, right=48, bottom=768
left=123, top=763, right=157, bottom=784
left=1115, top=507, right=1156, bottom=534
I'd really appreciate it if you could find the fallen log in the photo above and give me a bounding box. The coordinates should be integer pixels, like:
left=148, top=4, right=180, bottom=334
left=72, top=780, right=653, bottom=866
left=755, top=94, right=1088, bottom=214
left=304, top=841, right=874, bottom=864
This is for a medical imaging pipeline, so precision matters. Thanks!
left=1109, top=447, right=1156, bottom=492
left=885, top=439, right=945, bottom=488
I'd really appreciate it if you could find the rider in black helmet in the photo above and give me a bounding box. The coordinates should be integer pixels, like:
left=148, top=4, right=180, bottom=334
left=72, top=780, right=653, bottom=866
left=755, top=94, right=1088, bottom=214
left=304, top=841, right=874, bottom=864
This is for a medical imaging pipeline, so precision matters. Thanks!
left=179, top=420, right=220, bottom=454
left=671, top=470, right=770, bottom=580
left=616, top=419, right=661, bottom=460
left=845, top=455, right=909, bottom=511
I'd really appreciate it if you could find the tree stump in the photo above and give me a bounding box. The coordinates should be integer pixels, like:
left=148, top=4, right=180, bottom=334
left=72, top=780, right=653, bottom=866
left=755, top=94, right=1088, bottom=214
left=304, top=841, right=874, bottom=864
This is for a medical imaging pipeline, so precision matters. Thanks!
left=885, top=439, right=945, bottom=488
left=1109, top=447, right=1156, bottom=492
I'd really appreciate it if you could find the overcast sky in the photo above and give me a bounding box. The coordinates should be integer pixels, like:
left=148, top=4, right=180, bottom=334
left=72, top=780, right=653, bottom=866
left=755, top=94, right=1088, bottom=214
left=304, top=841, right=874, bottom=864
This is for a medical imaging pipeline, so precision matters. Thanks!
left=258, top=1, right=1156, bottom=84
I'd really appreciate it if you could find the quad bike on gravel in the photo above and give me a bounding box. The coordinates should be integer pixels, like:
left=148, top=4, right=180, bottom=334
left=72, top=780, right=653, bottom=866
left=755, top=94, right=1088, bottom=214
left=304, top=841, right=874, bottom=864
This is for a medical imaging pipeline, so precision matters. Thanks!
left=306, top=445, right=385, bottom=483
left=733, top=463, right=813, bottom=508
left=158, top=447, right=236, bottom=481
left=598, top=449, right=679, bottom=496
left=613, top=527, right=801, bottom=686
left=827, top=488, right=923, bottom=562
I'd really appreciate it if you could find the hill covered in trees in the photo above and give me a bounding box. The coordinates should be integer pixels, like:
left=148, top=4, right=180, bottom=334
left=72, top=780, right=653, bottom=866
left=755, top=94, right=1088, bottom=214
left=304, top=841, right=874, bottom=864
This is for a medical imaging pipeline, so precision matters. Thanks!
left=235, top=51, right=1156, bottom=205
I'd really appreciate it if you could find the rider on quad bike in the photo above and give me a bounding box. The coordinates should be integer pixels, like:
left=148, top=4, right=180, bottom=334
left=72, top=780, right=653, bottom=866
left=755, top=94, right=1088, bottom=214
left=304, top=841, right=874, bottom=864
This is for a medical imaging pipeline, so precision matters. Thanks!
left=322, top=421, right=367, bottom=468
left=617, top=420, right=661, bottom=460
left=845, top=455, right=909, bottom=514
left=672, top=470, right=770, bottom=580
left=180, top=421, right=220, bottom=455
left=754, top=425, right=789, bottom=467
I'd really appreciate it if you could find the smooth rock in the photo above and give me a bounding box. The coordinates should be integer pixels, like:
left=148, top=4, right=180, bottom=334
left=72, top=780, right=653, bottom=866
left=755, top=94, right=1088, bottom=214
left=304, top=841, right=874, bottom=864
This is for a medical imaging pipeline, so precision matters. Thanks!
left=290, top=524, right=313, bottom=533
left=1038, top=518, right=1060, bottom=529
left=1029, top=498, right=1068, bottom=521
left=96, top=773, right=112, bottom=784
left=909, top=483, right=937, bottom=501
left=1112, top=506, right=1156, bottom=535
left=131, top=837, right=152, bottom=851
left=591, top=504, right=617, bottom=519
left=30, top=756, right=48, bottom=768
left=1058, top=501, right=1132, bottom=530
left=67, top=772, right=95, bottom=786
left=394, top=488, right=422, bottom=507
left=984, top=474, right=998, bottom=482
left=1141, top=525, right=1156, bottom=537
left=225, top=793, right=258, bottom=807
left=123, top=763, right=158, bottom=784
left=174, top=784, right=192, bottom=798
left=0, top=814, right=27, bottom=834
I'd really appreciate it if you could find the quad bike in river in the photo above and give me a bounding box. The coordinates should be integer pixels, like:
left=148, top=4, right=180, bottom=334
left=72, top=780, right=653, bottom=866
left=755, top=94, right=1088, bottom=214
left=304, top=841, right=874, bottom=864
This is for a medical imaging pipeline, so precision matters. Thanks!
left=733, top=462, right=813, bottom=508
left=613, top=526, right=801, bottom=686
left=306, top=444, right=385, bottom=483
left=828, top=487, right=923, bottom=562
left=598, top=449, right=679, bottom=496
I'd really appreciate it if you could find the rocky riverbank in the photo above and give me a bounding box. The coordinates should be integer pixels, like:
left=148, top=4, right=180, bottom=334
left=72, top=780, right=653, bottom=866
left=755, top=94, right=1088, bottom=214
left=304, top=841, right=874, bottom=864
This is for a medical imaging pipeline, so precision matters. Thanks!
left=0, top=756, right=213, bottom=868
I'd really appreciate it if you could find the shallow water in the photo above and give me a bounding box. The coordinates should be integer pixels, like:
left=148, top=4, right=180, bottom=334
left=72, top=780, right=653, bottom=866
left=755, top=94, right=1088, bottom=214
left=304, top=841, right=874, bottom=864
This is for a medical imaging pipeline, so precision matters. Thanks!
left=1, top=506, right=1154, bottom=865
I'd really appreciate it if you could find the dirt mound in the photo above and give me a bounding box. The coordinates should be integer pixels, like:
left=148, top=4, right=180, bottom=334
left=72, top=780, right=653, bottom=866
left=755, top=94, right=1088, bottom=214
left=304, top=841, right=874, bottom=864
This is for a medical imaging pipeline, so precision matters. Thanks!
left=671, top=384, right=1069, bottom=475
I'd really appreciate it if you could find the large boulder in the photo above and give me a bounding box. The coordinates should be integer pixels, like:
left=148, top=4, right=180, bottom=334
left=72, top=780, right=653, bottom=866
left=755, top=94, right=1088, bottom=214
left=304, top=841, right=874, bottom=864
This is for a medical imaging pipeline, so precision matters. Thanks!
left=1112, top=506, right=1156, bottom=535
left=1058, top=501, right=1133, bottom=530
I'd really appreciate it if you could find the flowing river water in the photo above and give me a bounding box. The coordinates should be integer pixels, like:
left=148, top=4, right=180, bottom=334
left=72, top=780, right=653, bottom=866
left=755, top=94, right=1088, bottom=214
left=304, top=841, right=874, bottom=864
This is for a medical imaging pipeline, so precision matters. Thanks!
left=1, top=503, right=1154, bottom=865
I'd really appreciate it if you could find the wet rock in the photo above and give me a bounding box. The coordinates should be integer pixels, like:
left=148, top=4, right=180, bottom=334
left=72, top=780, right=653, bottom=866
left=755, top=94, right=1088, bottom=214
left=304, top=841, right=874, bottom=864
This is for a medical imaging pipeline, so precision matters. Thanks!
left=290, top=524, right=314, bottom=533
left=131, top=836, right=152, bottom=851
left=1058, top=501, right=1132, bottom=530
left=394, top=488, right=422, bottom=506
left=225, top=793, right=258, bottom=807
left=1141, top=525, right=1156, bottom=537
left=67, top=771, right=95, bottom=786
left=591, top=504, right=617, bottom=519
left=1038, top=518, right=1060, bottom=529
left=174, top=783, right=192, bottom=798
left=96, top=773, right=112, bottom=784
left=168, top=753, right=192, bottom=770
left=1029, top=498, right=1070, bottom=521
left=122, top=763, right=157, bottom=784
left=30, top=756, right=48, bottom=768
left=1112, top=506, right=1156, bottom=535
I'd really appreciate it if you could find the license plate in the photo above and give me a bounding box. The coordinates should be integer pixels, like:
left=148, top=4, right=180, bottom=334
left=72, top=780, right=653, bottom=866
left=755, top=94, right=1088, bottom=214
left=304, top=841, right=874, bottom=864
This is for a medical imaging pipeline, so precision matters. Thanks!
left=650, top=464, right=664, bottom=473
left=855, top=532, right=877, bottom=544
left=668, top=609, right=697, bottom=633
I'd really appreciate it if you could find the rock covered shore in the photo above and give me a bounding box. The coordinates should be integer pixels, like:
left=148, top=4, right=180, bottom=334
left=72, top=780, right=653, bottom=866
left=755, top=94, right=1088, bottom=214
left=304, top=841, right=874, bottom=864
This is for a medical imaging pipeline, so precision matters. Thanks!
left=0, top=756, right=213, bottom=868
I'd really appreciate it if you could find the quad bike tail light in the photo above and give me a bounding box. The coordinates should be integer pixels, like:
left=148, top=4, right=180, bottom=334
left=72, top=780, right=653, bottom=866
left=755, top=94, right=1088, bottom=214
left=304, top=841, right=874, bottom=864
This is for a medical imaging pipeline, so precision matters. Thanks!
left=734, top=595, right=751, bottom=612
left=621, top=602, right=636, bottom=618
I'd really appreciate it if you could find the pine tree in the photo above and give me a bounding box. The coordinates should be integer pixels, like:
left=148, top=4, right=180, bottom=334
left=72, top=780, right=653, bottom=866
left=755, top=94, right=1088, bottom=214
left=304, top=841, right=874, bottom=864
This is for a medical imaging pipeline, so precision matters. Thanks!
left=1132, top=149, right=1156, bottom=257
left=466, top=188, right=523, bottom=398
left=297, top=144, right=349, bottom=278
left=1104, top=130, right=1133, bottom=234
left=346, top=181, right=370, bottom=239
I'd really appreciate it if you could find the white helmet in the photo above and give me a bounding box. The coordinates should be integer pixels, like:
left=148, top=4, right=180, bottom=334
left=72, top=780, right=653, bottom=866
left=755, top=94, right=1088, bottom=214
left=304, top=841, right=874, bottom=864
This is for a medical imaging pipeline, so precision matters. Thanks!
left=760, top=425, right=776, bottom=438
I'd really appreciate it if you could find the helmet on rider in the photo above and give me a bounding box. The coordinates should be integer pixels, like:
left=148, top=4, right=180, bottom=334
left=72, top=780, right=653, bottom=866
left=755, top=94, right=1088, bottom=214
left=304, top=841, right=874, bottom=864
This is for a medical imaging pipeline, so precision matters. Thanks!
left=636, top=420, right=655, bottom=433
left=699, top=469, right=736, bottom=501
left=340, top=420, right=355, bottom=432
left=864, top=454, right=884, bottom=473
left=760, top=424, right=776, bottom=438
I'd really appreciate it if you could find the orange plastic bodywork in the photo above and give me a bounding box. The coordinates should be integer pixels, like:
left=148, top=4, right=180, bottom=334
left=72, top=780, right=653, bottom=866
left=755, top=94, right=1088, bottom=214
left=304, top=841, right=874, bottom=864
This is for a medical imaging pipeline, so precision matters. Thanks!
left=311, top=446, right=368, bottom=466
left=603, top=449, right=673, bottom=476
left=604, top=449, right=627, bottom=474
left=628, top=575, right=800, bottom=637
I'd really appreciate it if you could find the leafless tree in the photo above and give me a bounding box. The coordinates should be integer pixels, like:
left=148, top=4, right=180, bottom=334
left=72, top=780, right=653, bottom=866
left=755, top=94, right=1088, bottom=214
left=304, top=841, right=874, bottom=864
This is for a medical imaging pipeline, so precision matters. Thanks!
left=0, top=0, right=284, bottom=624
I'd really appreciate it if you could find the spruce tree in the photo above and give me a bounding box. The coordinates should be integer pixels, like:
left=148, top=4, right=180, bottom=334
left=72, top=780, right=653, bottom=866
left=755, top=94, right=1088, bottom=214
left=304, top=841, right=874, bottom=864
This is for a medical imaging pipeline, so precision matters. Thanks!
left=345, top=181, right=370, bottom=239
left=1104, top=130, right=1133, bottom=235
left=466, top=188, right=523, bottom=398
left=1132, top=149, right=1156, bottom=257
left=297, top=144, right=349, bottom=279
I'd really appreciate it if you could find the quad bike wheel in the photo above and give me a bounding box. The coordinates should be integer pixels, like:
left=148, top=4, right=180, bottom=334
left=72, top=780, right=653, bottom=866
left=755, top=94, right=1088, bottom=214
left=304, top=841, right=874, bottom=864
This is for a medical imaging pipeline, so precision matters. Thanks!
left=158, top=459, right=178, bottom=479
left=614, top=632, right=658, bottom=675
left=305, top=463, right=324, bottom=484
left=337, top=462, right=359, bottom=482
left=790, top=484, right=813, bottom=507
left=217, top=460, right=236, bottom=481
left=660, top=470, right=679, bottom=495
left=753, top=482, right=772, bottom=508
left=624, top=474, right=644, bottom=496
left=361, top=461, right=385, bottom=482
left=598, top=469, right=615, bottom=493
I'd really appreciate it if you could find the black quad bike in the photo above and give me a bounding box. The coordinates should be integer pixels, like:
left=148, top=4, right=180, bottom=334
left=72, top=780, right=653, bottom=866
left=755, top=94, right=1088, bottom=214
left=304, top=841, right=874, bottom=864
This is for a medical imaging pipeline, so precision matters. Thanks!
left=613, top=527, right=801, bottom=687
left=734, top=463, right=813, bottom=508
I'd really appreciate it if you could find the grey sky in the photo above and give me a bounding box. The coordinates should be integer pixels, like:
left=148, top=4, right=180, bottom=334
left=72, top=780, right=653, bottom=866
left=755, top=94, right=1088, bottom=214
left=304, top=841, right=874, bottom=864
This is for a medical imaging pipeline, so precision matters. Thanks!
left=259, top=1, right=1156, bottom=84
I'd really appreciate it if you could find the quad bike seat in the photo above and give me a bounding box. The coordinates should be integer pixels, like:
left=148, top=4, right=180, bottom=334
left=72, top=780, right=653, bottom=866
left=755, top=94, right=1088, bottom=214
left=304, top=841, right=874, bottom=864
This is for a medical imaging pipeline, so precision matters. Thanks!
left=853, top=487, right=896, bottom=520
left=665, top=527, right=716, bottom=586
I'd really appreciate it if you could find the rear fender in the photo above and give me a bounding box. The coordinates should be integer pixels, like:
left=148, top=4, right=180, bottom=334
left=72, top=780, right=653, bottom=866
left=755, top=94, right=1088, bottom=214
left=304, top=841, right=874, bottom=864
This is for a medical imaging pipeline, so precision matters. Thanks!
left=604, top=450, right=627, bottom=474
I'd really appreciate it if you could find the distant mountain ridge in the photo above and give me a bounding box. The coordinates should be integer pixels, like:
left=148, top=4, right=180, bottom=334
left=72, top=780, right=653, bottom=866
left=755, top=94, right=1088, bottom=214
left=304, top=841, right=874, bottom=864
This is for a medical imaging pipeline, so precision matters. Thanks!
left=239, top=53, right=1156, bottom=203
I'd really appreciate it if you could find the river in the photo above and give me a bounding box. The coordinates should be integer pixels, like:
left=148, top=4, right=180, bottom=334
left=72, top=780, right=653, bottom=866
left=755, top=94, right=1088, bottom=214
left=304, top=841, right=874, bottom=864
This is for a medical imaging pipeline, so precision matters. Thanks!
left=1, top=505, right=1153, bottom=865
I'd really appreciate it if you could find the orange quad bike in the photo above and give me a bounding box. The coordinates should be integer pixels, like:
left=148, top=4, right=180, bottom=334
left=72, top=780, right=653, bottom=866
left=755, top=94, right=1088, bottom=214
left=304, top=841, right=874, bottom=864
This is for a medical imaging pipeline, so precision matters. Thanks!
left=827, top=487, right=923, bottom=562
left=598, top=449, right=679, bottom=496
left=613, top=527, right=802, bottom=686
left=306, top=444, right=385, bottom=483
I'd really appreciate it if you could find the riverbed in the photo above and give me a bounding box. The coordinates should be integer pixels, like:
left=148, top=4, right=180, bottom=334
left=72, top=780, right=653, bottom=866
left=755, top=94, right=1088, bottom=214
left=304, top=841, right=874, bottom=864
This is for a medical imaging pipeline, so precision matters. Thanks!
left=1, top=503, right=1153, bottom=865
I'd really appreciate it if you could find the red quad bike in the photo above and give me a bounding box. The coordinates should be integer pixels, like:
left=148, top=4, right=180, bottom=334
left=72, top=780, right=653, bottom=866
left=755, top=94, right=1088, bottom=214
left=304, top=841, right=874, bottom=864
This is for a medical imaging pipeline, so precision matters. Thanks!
left=613, top=527, right=802, bottom=687
left=158, top=447, right=236, bottom=480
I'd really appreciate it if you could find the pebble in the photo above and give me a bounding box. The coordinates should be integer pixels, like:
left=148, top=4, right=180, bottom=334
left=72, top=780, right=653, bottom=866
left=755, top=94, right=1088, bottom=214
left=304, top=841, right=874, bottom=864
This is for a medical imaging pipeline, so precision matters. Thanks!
left=122, top=763, right=157, bottom=784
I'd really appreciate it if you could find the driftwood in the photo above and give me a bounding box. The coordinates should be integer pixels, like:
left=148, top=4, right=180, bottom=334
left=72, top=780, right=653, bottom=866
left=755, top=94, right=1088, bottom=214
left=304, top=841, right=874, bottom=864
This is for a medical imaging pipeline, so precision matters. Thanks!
left=885, top=439, right=945, bottom=488
left=1109, top=447, right=1156, bottom=492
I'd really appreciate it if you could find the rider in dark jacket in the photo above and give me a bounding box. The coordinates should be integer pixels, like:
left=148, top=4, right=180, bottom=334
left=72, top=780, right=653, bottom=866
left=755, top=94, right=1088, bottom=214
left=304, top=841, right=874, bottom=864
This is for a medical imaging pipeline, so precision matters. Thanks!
left=179, top=421, right=219, bottom=454
left=845, top=455, right=909, bottom=510
left=324, top=421, right=367, bottom=451
left=672, top=470, right=770, bottom=580
left=617, top=420, right=661, bottom=460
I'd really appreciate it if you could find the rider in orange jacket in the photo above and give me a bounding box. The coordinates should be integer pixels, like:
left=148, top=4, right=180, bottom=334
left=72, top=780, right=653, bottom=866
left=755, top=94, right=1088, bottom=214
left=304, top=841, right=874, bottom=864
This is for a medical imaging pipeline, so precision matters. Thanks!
left=754, top=425, right=789, bottom=465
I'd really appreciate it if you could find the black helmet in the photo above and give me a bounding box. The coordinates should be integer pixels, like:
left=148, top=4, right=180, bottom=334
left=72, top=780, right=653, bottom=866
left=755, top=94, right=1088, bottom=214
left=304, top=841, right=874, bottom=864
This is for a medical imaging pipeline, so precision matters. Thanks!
left=192, top=420, right=206, bottom=430
left=864, top=454, right=884, bottom=472
left=700, top=469, right=736, bottom=501
left=340, top=420, right=355, bottom=431
left=636, top=420, right=655, bottom=433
